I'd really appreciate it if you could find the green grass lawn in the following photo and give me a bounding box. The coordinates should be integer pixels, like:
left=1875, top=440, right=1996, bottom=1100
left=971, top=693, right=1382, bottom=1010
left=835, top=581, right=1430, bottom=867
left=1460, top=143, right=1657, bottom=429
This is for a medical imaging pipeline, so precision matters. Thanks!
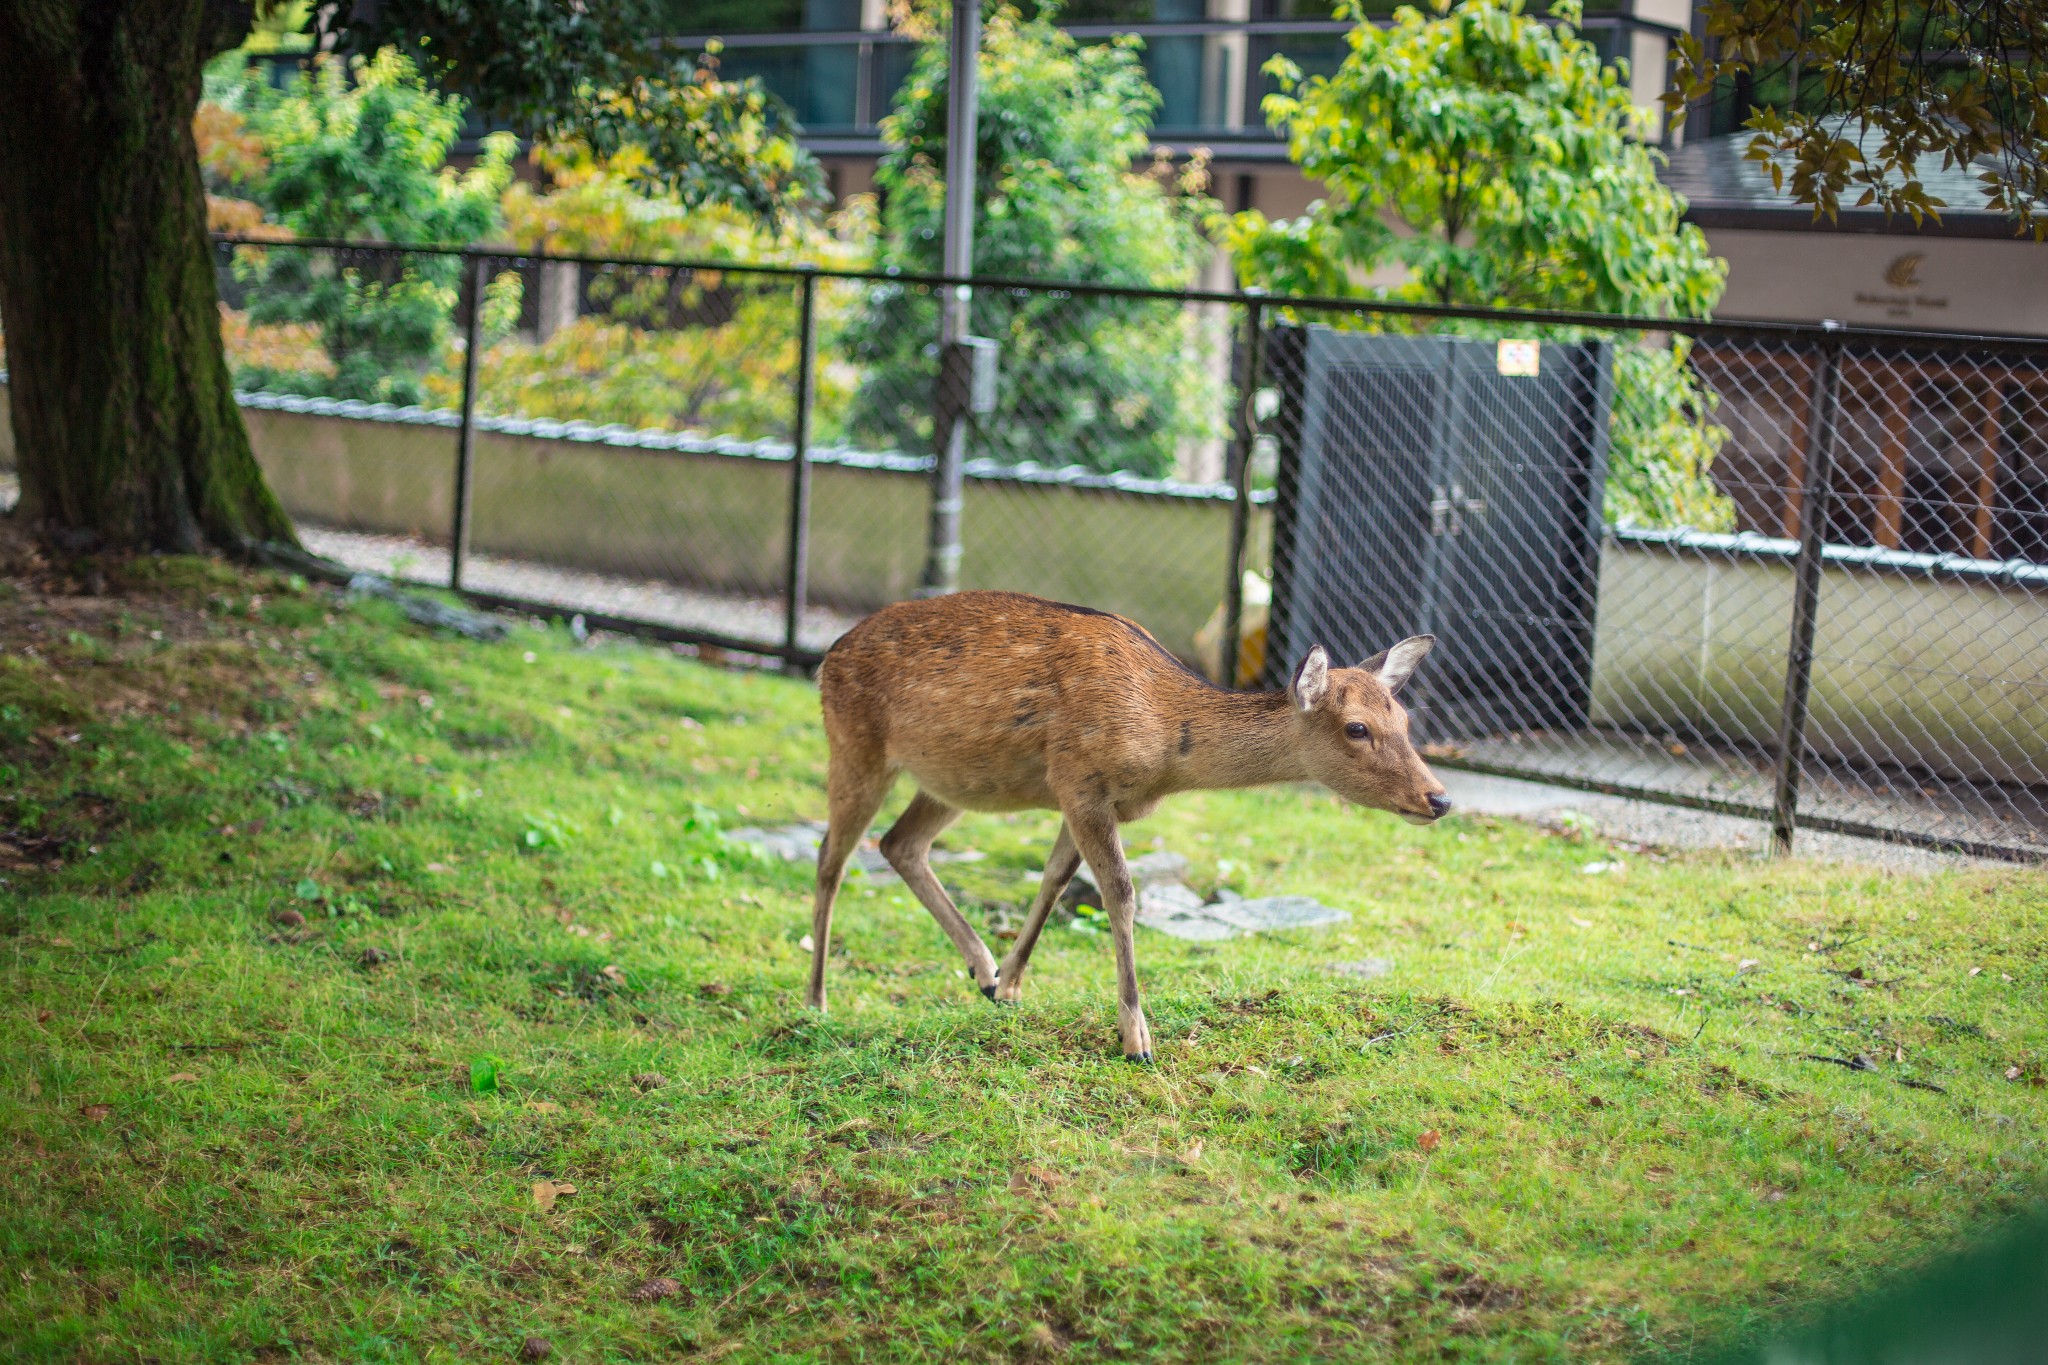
left=2, top=556, right=2043, bottom=1363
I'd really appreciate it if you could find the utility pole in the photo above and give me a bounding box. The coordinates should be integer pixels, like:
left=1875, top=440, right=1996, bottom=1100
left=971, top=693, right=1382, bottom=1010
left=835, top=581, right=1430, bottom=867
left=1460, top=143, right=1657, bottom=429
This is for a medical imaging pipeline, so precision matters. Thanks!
left=919, top=0, right=982, bottom=596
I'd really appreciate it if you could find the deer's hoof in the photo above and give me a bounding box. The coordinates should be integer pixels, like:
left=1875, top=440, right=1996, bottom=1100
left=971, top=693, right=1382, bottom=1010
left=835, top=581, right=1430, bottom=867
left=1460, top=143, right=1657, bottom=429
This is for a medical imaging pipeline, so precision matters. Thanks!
left=981, top=984, right=999, bottom=1002
left=1124, top=1050, right=1154, bottom=1065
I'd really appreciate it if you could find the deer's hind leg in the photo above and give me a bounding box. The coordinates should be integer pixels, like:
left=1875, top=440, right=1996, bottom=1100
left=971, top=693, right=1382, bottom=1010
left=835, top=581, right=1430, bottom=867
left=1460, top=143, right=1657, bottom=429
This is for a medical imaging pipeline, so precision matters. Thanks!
left=1063, top=805, right=1152, bottom=1062
left=808, top=739, right=894, bottom=1012
left=879, top=790, right=1001, bottom=999
left=994, top=821, right=1080, bottom=1004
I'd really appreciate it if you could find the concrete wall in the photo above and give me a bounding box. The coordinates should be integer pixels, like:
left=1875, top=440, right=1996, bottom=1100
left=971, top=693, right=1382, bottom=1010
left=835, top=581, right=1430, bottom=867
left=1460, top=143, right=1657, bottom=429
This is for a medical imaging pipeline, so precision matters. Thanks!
left=235, top=396, right=1269, bottom=657
left=1592, top=536, right=2048, bottom=785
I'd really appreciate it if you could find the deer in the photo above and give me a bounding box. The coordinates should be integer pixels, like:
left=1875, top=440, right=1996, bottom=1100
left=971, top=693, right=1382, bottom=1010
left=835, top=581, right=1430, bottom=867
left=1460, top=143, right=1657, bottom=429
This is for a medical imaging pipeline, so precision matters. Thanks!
left=807, top=590, right=1452, bottom=1063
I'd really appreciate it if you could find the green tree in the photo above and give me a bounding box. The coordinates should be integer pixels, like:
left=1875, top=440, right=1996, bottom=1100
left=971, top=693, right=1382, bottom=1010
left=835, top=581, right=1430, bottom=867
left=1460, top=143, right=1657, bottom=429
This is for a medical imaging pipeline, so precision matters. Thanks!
left=0, top=0, right=818, bottom=553
left=848, top=3, right=1224, bottom=478
left=222, top=50, right=516, bottom=404
left=1672, top=0, right=2048, bottom=238
left=1224, top=0, right=1735, bottom=530
left=1224, top=0, right=1722, bottom=316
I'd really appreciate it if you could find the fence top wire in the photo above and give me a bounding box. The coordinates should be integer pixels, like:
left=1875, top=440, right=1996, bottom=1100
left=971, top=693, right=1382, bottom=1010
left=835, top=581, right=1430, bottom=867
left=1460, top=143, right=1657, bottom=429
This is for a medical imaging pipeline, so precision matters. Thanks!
left=211, top=233, right=2048, bottom=356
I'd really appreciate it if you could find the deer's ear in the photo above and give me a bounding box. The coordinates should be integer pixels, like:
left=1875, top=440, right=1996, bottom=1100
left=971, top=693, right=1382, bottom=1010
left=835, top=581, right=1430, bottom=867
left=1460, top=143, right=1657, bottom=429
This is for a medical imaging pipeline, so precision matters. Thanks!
left=1369, top=635, right=1435, bottom=694
left=1290, top=645, right=1331, bottom=712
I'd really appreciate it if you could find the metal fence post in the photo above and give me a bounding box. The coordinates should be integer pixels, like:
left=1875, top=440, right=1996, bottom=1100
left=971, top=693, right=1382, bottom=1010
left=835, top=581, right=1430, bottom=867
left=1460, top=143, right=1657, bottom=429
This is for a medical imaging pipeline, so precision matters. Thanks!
left=1219, top=294, right=1267, bottom=687
left=450, top=253, right=487, bottom=591
left=783, top=269, right=820, bottom=673
left=1769, top=339, right=1844, bottom=856
left=920, top=339, right=972, bottom=597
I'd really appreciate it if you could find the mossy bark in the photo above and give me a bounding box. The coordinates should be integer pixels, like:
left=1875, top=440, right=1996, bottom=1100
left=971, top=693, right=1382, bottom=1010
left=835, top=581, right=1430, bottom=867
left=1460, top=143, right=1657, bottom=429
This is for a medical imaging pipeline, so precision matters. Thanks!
left=0, top=0, right=297, bottom=552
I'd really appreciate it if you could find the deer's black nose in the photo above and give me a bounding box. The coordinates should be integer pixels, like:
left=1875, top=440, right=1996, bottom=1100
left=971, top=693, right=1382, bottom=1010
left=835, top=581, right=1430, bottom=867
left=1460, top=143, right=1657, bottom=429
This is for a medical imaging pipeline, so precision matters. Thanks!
left=1426, top=792, right=1453, bottom=820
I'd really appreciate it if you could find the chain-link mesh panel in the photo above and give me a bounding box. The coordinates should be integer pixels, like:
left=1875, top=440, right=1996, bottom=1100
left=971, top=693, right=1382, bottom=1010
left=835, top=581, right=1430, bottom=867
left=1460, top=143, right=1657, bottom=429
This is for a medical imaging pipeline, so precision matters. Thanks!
left=448, top=252, right=809, bottom=646
left=216, top=240, right=464, bottom=588
left=1787, top=344, right=2048, bottom=854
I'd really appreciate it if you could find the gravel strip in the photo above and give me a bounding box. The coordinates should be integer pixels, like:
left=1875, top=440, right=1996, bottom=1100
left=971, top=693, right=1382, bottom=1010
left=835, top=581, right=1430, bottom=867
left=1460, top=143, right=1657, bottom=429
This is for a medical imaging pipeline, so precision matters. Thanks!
left=1437, top=770, right=2007, bottom=872
left=298, top=525, right=864, bottom=654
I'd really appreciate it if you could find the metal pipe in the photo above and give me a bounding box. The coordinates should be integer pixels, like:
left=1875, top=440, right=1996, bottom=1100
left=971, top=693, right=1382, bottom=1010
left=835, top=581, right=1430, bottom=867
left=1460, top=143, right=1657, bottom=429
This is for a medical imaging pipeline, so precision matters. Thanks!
left=1219, top=295, right=1266, bottom=687
left=1770, top=341, right=1844, bottom=856
left=450, top=253, right=487, bottom=591
left=919, top=0, right=982, bottom=597
left=783, top=270, right=820, bottom=673
left=940, top=0, right=981, bottom=344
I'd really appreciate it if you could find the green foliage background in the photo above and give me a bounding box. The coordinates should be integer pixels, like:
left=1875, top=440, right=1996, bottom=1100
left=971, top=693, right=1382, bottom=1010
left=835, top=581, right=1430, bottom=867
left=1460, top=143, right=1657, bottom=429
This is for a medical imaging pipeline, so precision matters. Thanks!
left=210, top=51, right=516, bottom=406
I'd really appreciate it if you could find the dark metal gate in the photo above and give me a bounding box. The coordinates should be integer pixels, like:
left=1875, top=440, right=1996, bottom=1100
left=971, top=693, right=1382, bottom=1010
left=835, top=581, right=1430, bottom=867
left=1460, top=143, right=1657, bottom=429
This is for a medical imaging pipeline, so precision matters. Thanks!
left=1266, top=325, right=1614, bottom=738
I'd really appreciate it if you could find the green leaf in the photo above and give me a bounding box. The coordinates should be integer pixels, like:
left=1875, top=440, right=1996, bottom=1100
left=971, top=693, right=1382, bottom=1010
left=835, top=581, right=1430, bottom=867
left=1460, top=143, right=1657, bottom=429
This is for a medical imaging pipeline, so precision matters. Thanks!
left=468, top=1056, right=501, bottom=1095
left=295, top=878, right=323, bottom=901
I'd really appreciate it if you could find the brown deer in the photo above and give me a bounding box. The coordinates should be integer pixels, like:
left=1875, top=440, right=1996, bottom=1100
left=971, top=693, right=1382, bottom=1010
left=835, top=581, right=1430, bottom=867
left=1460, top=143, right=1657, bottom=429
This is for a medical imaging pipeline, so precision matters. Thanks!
left=809, top=590, right=1451, bottom=1062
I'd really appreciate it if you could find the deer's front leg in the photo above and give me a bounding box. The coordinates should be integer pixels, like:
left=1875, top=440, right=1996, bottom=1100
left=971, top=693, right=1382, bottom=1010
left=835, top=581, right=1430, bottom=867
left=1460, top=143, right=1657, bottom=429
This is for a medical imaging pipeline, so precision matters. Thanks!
left=880, top=791, right=1001, bottom=997
left=1064, top=807, right=1152, bottom=1063
left=994, top=821, right=1080, bottom=1004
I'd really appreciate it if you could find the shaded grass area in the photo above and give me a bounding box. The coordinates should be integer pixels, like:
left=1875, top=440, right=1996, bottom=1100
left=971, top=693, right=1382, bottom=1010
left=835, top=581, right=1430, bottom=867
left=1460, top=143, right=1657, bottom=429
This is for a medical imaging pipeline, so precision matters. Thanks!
left=1, top=556, right=2043, bottom=1363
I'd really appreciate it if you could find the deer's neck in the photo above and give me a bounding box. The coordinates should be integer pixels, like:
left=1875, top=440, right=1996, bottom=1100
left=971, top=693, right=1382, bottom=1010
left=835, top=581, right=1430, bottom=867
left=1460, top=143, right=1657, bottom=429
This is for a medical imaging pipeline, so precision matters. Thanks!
left=1164, top=684, right=1305, bottom=793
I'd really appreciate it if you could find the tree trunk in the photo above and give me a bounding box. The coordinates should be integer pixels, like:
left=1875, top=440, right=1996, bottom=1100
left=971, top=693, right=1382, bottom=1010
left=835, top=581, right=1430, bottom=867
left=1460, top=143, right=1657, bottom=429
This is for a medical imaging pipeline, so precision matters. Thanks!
left=0, top=0, right=296, bottom=553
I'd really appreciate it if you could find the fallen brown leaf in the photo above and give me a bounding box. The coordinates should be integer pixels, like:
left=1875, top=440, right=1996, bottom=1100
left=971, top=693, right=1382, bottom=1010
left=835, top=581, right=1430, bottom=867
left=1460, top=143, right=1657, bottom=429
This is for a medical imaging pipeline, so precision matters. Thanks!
left=532, top=1179, right=577, bottom=1213
left=79, top=1104, right=112, bottom=1121
left=166, top=1072, right=201, bottom=1084
left=631, top=1072, right=668, bottom=1090
left=1009, top=1164, right=1069, bottom=1195
left=520, top=1338, right=552, bottom=1362
left=1416, top=1129, right=1442, bottom=1153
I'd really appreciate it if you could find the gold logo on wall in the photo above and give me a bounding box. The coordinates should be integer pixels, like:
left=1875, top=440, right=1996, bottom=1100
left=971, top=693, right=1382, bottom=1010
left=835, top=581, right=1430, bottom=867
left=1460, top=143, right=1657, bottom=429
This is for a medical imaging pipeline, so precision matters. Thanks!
left=1883, top=252, right=1925, bottom=289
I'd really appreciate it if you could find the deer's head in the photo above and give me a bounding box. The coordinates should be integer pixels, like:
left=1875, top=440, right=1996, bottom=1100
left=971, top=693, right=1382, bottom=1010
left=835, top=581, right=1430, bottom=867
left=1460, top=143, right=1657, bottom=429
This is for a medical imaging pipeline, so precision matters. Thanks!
left=1286, top=638, right=1451, bottom=825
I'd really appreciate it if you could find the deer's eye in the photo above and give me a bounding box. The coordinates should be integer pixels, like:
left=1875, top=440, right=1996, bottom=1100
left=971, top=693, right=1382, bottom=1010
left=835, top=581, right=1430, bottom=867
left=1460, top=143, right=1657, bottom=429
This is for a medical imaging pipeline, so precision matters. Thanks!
left=1344, top=722, right=1370, bottom=741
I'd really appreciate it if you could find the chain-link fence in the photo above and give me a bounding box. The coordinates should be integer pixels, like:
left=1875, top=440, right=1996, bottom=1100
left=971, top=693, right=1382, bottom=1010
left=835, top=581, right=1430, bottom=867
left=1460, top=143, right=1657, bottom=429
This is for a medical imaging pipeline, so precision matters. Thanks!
left=14, top=235, right=2046, bottom=860
left=1256, top=301, right=2048, bottom=861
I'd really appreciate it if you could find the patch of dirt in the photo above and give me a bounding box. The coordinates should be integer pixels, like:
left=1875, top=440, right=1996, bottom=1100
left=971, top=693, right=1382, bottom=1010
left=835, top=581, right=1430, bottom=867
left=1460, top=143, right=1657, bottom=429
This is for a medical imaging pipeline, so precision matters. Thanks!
left=0, top=552, right=334, bottom=755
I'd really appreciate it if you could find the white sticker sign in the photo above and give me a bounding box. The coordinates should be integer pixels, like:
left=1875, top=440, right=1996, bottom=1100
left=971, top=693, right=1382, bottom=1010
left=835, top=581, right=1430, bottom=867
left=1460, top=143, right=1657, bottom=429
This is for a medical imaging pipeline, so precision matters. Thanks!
left=1496, top=339, right=1541, bottom=377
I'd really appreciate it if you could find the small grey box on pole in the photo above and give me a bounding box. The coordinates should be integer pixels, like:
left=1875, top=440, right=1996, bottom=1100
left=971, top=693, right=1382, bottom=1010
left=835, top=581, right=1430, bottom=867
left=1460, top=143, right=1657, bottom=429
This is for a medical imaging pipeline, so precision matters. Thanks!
left=920, top=0, right=983, bottom=597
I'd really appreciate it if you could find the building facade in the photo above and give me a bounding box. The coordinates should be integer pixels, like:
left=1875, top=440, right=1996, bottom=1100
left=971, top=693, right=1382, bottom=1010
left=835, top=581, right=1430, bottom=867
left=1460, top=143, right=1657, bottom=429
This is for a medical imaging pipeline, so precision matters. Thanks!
left=671, top=0, right=1689, bottom=217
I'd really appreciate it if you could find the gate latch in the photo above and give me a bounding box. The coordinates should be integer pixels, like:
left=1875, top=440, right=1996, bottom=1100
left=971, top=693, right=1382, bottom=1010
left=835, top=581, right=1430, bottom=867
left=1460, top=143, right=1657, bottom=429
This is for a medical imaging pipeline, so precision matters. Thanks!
left=1430, top=484, right=1488, bottom=536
